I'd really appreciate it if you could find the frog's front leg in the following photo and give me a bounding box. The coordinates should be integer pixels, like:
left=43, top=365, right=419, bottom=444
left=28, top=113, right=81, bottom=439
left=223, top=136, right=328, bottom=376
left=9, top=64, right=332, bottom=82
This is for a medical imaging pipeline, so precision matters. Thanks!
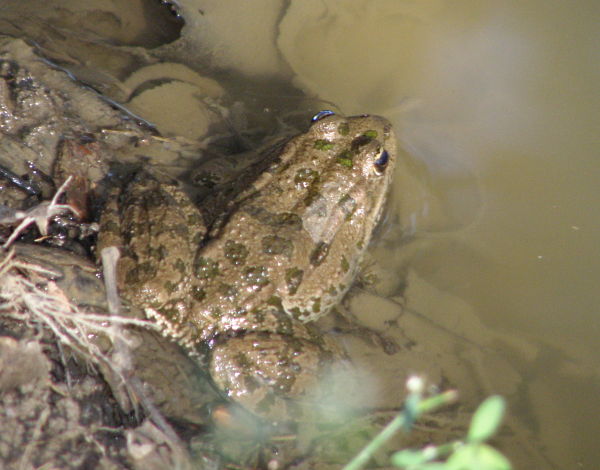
left=209, top=329, right=343, bottom=422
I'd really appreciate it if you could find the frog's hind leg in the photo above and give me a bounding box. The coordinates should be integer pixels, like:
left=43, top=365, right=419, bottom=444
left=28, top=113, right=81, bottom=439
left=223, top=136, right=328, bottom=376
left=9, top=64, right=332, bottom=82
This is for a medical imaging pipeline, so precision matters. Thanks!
left=209, top=331, right=344, bottom=422
left=97, top=171, right=206, bottom=313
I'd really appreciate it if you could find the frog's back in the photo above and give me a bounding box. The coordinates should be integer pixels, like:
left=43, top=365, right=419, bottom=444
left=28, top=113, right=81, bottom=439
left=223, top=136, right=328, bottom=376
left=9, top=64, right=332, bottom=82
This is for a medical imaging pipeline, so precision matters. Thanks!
left=176, top=113, right=396, bottom=344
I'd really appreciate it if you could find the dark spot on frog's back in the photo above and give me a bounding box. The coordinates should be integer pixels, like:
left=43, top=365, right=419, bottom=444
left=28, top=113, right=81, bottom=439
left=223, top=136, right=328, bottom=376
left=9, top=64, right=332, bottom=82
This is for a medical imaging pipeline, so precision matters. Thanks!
left=173, top=258, right=186, bottom=274
left=223, top=240, right=248, bottom=266
left=194, top=256, right=220, bottom=279
left=262, top=235, right=293, bottom=258
left=340, top=256, right=350, bottom=273
left=338, top=194, right=357, bottom=220
left=351, top=133, right=375, bottom=150
left=244, top=205, right=302, bottom=230
left=167, top=223, right=190, bottom=239
left=294, top=168, right=319, bottom=188
left=191, top=285, right=206, bottom=301
left=338, top=122, right=350, bottom=135
left=273, top=310, right=294, bottom=335
left=242, top=266, right=270, bottom=290
left=125, top=261, right=157, bottom=284
left=218, top=282, right=238, bottom=300
left=99, top=218, right=120, bottom=235
left=310, top=242, right=329, bottom=267
left=163, top=280, right=178, bottom=294
left=138, top=187, right=171, bottom=209
left=186, top=210, right=203, bottom=226
left=285, top=267, right=304, bottom=295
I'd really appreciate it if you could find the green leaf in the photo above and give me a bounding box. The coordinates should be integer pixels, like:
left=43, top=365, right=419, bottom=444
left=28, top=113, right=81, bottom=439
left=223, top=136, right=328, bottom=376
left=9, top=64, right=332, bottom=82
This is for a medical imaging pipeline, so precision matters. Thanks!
left=446, top=444, right=512, bottom=470
left=391, top=449, right=430, bottom=467
left=467, top=395, right=506, bottom=443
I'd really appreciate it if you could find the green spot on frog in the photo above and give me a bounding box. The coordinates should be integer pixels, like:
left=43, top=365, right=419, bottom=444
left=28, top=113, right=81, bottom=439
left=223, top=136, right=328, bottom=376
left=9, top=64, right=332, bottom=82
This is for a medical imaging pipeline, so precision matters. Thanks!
left=224, top=240, right=249, bottom=266
left=311, top=297, right=321, bottom=314
left=337, top=150, right=354, bottom=168
left=363, top=129, right=378, bottom=138
left=314, top=139, right=334, bottom=150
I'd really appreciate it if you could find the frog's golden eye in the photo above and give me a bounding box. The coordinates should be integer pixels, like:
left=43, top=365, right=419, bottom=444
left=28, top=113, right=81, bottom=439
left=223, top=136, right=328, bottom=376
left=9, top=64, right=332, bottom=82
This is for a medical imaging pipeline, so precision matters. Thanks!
left=311, top=110, right=335, bottom=122
left=373, top=149, right=389, bottom=175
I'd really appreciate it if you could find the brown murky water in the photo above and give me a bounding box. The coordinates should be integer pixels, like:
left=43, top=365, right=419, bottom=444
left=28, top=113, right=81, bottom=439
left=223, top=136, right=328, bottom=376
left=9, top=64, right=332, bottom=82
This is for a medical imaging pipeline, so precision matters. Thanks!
left=0, top=0, right=597, bottom=468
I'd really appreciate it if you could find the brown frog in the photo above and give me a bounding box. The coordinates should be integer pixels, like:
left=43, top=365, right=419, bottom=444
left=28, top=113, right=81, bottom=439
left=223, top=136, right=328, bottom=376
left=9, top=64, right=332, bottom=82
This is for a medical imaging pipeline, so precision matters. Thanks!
left=98, top=111, right=397, bottom=421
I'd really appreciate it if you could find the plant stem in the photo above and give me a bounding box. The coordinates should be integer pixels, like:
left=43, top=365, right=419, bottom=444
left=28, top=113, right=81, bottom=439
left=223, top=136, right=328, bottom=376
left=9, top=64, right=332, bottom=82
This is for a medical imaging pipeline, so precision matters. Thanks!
left=343, top=390, right=458, bottom=470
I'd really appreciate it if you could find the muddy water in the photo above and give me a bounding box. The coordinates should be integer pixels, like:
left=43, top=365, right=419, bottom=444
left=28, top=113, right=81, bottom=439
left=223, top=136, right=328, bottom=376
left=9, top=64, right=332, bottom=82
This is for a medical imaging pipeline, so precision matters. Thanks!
left=1, top=0, right=598, bottom=468
left=279, top=1, right=599, bottom=468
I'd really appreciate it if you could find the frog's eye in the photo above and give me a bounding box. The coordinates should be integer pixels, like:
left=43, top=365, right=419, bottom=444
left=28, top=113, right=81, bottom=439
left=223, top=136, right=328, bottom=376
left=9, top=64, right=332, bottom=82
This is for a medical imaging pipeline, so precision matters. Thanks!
left=311, top=110, right=336, bottom=122
left=373, top=150, right=389, bottom=175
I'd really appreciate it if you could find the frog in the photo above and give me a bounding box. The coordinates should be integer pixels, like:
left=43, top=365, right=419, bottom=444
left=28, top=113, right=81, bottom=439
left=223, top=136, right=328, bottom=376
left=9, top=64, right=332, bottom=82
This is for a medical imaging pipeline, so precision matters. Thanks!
left=97, top=111, right=397, bottom=421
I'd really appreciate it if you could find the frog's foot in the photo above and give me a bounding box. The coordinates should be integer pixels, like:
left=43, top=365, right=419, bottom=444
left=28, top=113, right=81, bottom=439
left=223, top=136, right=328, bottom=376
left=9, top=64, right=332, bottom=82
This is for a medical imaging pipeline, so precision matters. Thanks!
left=209, top=332, right=340, bottom=422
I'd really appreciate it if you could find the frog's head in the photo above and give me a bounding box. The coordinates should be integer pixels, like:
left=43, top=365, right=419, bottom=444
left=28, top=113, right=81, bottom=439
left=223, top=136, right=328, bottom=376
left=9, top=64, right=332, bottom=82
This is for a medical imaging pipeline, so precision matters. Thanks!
left=307, top=110, right=397, bottom=234
left=277, top=111, right=397, bottom=321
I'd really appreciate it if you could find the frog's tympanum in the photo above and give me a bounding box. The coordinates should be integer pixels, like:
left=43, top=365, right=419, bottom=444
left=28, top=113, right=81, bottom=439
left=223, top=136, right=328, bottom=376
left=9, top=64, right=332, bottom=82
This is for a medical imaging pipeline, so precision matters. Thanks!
left=98, top=112, right=396, bottom=421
